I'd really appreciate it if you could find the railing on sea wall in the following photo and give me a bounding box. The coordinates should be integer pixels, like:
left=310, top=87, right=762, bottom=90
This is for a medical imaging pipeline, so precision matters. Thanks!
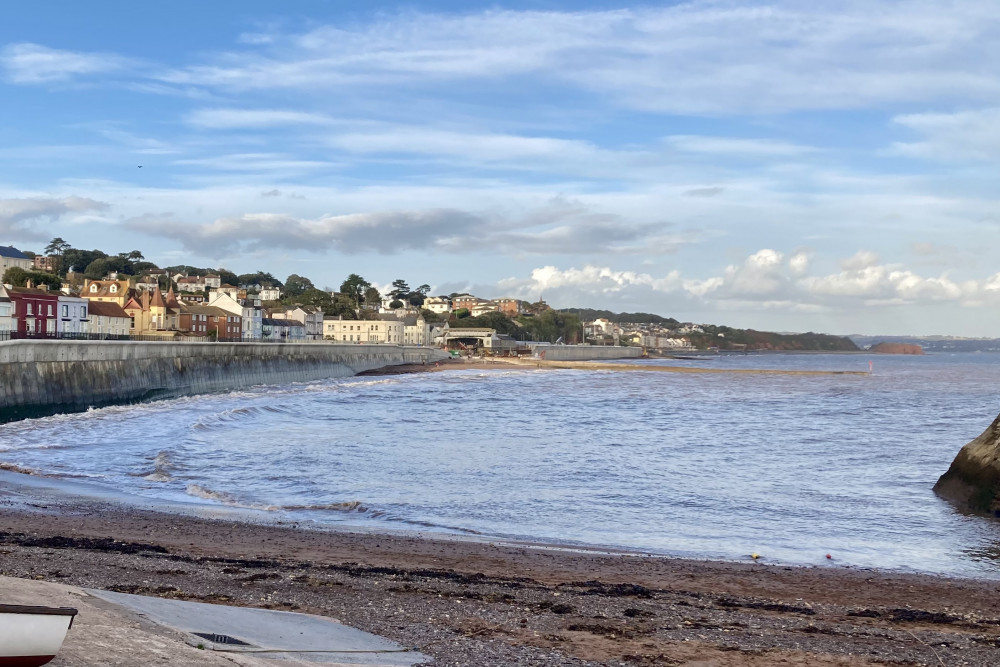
left=0, top=331, right=305, bottom=344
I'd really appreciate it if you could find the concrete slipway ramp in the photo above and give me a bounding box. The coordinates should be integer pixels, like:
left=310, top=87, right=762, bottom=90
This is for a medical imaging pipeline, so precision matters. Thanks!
left=0, top=576, right=427, bottom=666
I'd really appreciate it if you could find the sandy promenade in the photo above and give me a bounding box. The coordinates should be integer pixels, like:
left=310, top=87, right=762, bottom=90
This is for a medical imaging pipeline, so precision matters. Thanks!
left=2, top=475, right=1000, bottom=666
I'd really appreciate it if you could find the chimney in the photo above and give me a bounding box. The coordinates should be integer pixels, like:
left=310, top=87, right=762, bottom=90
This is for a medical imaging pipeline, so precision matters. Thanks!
left=26, top=279, right=33, bottom=289
left=38, top=284, right=48, bottom=292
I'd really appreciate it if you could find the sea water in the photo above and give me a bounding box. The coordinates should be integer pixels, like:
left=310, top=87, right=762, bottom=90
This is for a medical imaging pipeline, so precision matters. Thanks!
left=2, top=352, right=1000, bottom=578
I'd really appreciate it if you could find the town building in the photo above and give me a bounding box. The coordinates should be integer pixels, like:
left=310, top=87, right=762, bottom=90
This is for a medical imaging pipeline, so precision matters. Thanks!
left=402, top=316, right=435, bottom=345
left=33, top=255, right=58, bottom=272
left=495, top=298, right=527, bottom=317
left=0, top=246, right=34, bottom=276
left=259, top=286, right=281, bottom=301
left=57, top=294, right=89, bottom=335
left=203, top=274, right=222, bottom=289
left=176, top=276, right=207, bottom=293
left=7, top=286, right=59, bottom=336
left=421, top=296, right=452, bottom=314
left=123, top=287, right=180, bottom=335
left=262, top=318, right=305, bottom=341
left=86, top=301, right=131, bottom=337
left=0, top=284, right=12, bottom=334
left=451, top=294, right=483, bottom=312
left=82, top=279, right=131, bottom=307
left=178, top=303, right=242, bottom=338
left=323, top=317, right=404, bottom=343
left=213, top=284, right=244, bottom=300
left=279, top=306, right=324, bottom=339
left=209, top=292, right=261, bottom=339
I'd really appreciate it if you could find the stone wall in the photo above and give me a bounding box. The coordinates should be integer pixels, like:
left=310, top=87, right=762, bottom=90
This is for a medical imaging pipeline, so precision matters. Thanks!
left=0, top=340, right=446, bottom=422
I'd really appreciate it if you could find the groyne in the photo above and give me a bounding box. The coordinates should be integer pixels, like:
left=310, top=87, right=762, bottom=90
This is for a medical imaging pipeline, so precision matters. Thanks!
left=0, top=340, right=446, bottom=422
left=529, top=344, right=642, bottom=361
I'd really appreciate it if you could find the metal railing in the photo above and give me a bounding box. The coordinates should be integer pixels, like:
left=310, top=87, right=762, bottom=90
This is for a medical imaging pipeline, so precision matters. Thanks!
left=0, top=331, right=299, bottom=343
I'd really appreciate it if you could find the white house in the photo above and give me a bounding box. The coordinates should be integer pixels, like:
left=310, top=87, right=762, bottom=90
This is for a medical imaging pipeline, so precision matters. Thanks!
left=259, top=286, right=281, bottom=301
left=57, top=294, right=89, bottom=335
left=280, top=306, right=324, bottom=340
left=0, top=284, right=12, bottom=333
left=323, top=317, right=404, bottom=343
left=403, top=317, right=434, bottom=345
left=421, top=296, right=452, bottom=314
left=203, top=273, right=222, bottom=289
left=0, top=246, right=33, bottom=277
left=86, top=301, right=131, bottom=337
left=209, top=292, right=262, bottom=339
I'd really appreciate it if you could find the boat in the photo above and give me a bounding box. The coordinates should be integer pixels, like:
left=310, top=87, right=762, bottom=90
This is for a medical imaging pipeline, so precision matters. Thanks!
left=0, top=604, right=78, bottom=666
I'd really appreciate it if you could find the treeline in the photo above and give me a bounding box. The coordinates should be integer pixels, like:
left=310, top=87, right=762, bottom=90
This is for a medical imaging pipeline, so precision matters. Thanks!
left=449, top=310, right=583, bottom=344
left=687, top=326, right=859, bottom=352
left=558, top=308, right=680, bottom=326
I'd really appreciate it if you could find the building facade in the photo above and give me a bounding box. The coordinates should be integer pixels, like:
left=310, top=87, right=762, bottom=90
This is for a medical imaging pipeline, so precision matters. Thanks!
left=178, top=303, right=242, bottom=338
left=0, top=284, right=12, bottom=333
left=7, top=287, right=59, bottom=336
left=323, top=318, right=404, bottom=343
left=0, top=246, right=34, bottom=277
left=82, top=279, right=131, bottom=307
left=57, top=294, right=89, bottom=335
left=86, top=301, right=131, bottom=337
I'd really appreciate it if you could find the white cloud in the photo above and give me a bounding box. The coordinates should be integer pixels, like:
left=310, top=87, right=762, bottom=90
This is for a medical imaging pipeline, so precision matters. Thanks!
left=185, top=108, right=339, bottom=129
left=666, top=136, right=816, bottom=156
left=0, top=196, right=109, bottom=240
left=1, top=43, right=129, bottom=84
left=152, top=3, right=1000, bottom=114
left=891, top=108, right=1000, bottom=161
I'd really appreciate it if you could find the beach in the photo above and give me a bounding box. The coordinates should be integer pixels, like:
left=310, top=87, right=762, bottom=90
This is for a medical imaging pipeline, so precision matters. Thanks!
left=3, top=477, right=1000, bottom=666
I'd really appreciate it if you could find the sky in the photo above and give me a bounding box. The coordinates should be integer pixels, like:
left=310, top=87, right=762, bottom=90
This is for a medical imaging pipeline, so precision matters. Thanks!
left=1, top=0, right=999, bottom=336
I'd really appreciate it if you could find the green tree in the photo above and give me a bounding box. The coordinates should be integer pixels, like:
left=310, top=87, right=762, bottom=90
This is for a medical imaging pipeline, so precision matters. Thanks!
left=389, top=299, right=404, bottom=309
left=389, top=279, right=410, bottom=301
left=340, top=273, right=370, bottom=308
left=454, top=307, right=471, bottom=319
left=363, top=285, right=381, bottom=308
left=44, top=237, right=70, bottom=256
left=284, top=274, right=315, bottom=298
left=238, top=271, right=282, bottom=288
left=216, top=268, right=239, bottom=286
left=62, top=249, right=106, bottom=276
left=294, top=288, right=335, bottom=312
left=2, top=267, right=61, bottom=290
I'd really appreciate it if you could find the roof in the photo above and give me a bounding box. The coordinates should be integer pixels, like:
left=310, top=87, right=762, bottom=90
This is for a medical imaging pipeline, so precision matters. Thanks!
left=263, top=318, right=304, bottom=327
left=87, top=301, right=129, bottom=318
left=7, top=287, right=58, bottom=297
left=0, top=246, right=30, bottom=260
left=176, top=276, right=204, bottom=284
left=180, top=303, right=232, bottom=317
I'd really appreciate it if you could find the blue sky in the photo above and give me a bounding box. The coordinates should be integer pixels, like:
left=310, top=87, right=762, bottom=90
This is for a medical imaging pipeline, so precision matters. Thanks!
left=2, top=1, right=1000, bottom=336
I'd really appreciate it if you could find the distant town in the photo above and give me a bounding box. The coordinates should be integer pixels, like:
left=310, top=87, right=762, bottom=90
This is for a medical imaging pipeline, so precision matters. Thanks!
left=4, top=239, right=985, bottom=354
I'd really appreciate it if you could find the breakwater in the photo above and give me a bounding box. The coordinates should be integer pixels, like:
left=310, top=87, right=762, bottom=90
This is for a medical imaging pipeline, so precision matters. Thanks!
left=0, top=340, right=446, bottom=422
left=530, top=344, right=642, bottom=361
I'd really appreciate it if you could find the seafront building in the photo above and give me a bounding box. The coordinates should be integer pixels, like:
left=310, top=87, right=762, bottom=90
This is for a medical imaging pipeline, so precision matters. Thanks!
left=7, top=286, right=58, bottom=336
left=323, top=317, right=404, bottom=343
left=0, top=284, right=12, bottom=333
left=56, top=293, right=89, bottom=335
left=262, top=317, right=305, bottom=340
left=86, top=301, right=130, bottom=337
left=0, top=246, right=33, bottom=276
left=209, top=291, right=263, bottom=339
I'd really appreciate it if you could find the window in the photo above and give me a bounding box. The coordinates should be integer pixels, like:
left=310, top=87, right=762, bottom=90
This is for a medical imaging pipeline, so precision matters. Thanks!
left=62, top=305, right=68, bottom=317
left=47, top=305, right=53, bottom=316
left=110, top=285, right=118, bottom=293
left=26, top=303, right=32, bottom=315
left=90, top=284, right=98, bottom=293
left=81, top=307, right=86, bottom=319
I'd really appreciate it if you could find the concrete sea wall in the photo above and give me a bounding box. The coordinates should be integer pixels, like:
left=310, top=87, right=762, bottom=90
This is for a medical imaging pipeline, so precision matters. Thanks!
left=530, top=344, right=642, bottom=361
left=0, top=340, right=446, bottom=422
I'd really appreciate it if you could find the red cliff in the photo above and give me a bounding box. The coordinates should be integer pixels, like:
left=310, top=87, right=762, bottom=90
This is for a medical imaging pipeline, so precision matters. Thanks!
left=869, top=342, right=924, bottom=355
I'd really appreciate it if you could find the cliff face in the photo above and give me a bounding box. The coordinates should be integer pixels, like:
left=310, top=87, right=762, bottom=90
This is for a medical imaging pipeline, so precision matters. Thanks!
left=869, top=342, right=924, bottom=354
left=934, top=413, right=1000, bottom=515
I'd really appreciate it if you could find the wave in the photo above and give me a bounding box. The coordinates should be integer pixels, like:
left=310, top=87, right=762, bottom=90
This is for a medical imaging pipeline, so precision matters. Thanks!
left=281, top=500, right=369, bottom=512
left=130, top=450, right=177, bottom=482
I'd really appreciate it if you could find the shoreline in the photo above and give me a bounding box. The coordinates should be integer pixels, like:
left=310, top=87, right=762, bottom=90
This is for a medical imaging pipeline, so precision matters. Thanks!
left=3, top=476, right=1000, bottom=664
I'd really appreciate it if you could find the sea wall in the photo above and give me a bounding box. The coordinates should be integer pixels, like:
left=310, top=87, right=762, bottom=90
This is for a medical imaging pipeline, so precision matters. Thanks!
left=934, top=412, right=1000, bottom=516
left=529, top=344, right=642, bottom=361
left=0, top=340, right=447, bottom=422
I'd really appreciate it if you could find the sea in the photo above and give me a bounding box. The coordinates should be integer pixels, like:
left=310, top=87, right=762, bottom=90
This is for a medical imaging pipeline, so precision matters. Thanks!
left=3, top=352, right=1000, bottom=579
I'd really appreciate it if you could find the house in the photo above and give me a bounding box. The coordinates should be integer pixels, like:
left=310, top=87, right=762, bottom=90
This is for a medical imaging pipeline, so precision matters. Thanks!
left=262, top=317, right=305, bottom=341
left=135, top=275, right=161, bottom=292
left=177, top=292, right=207, bottom=304
left=179, top=303, right=242, bottom=338
left=0, top=284, right=12, bottom=333
left=57, top=293, right=89, bottom=335
left=81, top=279, right=131, bottom=307
left=175, top=276, right=207, bottom=293
left=203, top=273, right=222, bottom=289
left=323, top=317, right=403, bottom=344
left=279, top=306, right=324, bottom=339
left=0, top=246, right=34, bottom=277
left=33, top=255, right=58, bottom=272
left=208, top=291, right=261, bottom=339
left=214, top=284, right=244, bottom=300
left=471, top=302, right=498, bottom=317
left=123, top=287, right=180, bottom=335
left=451, top=294, right=483, bottom=312
left=421, top=296, right=452, bottom=314
left=259, top=286, right=281, bottom=301
left=403, top=316, right=434, bottom=345
left=86, top=301, right=130, bottom=337
left=495, top=298, right=526, bottom=317
left=7, top=286, right=59, bottom=336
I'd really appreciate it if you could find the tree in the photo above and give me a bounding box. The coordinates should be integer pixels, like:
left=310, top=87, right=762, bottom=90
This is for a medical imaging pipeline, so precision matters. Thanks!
left=407, top=292, right=425, bottom=307
left=83, top=258, right=113, bottom=280
left=2, top=267, right=61, bottom=290
left=454, top=307, right=471, bottom=319
left=284, top=274, right=315, bottom=298
left=363, top=285, right=381, bottom=308
left=415, top=284, right=431, bottom=296
left=238, top=271, right=281, bottom=288
left=62, top=249, right=106, bottom=276
left=389, top=299, right=404, bottom=309
left=389, top=279, right=410, bottom=301
left=294, top=288, right=335, bottom=312
left=126, top=250, right=144, bottom=262
left=44, top=237, right=70, bottom=256
left=216, top=268, right=239, bottom=286
left=339, top=273, right=370, bottom=308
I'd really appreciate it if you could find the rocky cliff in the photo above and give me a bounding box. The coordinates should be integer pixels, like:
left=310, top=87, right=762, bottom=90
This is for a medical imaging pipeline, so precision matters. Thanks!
left=934, top=413, right=1000, bottom=515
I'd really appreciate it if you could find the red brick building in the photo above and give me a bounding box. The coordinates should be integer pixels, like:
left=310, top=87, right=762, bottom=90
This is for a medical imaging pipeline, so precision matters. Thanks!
left=7, top=287, right=60, bottom=336
left=178, top=303, right=242, bottom=338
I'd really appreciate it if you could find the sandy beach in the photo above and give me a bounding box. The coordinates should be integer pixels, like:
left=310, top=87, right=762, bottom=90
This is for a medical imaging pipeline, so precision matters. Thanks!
left=2, top=473, right=1000, bottom=666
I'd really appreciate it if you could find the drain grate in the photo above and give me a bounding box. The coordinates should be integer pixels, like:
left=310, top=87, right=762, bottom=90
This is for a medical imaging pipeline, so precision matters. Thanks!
left=191, top=632, right=256, bottom=647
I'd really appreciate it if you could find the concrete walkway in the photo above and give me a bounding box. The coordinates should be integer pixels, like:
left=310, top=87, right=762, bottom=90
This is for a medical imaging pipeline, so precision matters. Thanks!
left=0, top=577, right=426, bottom=666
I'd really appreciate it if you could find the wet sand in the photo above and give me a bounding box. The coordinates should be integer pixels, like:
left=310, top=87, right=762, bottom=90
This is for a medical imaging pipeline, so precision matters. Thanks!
left=2, top=477, right=1000, bottom=666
